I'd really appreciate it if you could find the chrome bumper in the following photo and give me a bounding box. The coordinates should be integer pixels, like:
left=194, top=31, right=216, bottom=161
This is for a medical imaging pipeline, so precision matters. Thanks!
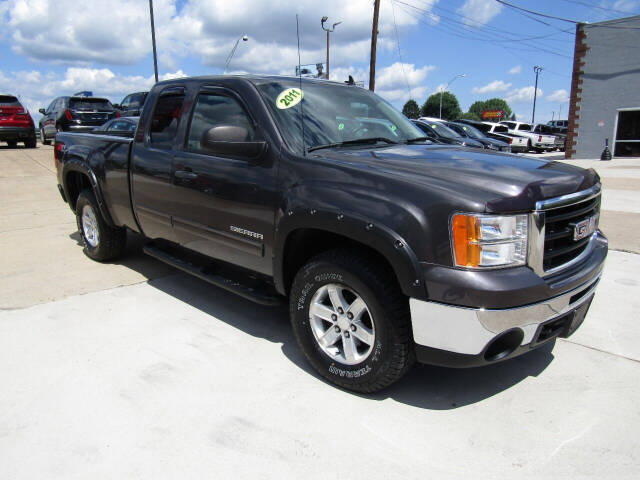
left=409, top=274, right=600, bottom=356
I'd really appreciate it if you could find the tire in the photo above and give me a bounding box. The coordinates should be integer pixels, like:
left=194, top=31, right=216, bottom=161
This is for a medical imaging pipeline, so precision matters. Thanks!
left=526, top=140, right=532, bottom=152
left=25, top=137, right=36, bottom=148
left=75, top=189, right=126, bottom=262
left=41, top=127, right=51, bottom=145
left=7, top=140, right=17, bottom=148
left=290, top=249, right=414, bottom=393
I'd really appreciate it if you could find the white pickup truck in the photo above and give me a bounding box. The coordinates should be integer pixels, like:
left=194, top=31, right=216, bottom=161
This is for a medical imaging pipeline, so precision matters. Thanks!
left=478, top=121, right=529, bottom=153
left=500, top=121, right=556, bottom=153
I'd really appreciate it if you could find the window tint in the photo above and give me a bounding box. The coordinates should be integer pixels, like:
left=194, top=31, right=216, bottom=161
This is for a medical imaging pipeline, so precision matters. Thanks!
left=149, top=92, right=185, bottom=149
left=518, top=123, right=532, bottom=131
left=108, top=120, right=137, bottom=132
left=0, top=95, right=20, bottom=106
left=186, top=93, right=254, bottom=154
left=127, top=92, right=147, bottom=109
left=69, top=98, right=114, bottom=111
left=120, top=95, right=132, bottom=109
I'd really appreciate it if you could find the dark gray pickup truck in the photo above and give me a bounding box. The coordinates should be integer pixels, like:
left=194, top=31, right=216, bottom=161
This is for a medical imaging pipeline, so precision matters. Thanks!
left=54, top=75, right=607, bottom=392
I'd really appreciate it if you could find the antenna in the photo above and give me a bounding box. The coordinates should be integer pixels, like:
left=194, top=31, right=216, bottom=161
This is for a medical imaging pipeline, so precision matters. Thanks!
left=296, top=14, right=306, bottom=156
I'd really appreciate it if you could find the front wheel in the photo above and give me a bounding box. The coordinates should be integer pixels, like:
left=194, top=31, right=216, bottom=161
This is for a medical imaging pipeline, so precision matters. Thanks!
left=76, top=189, right=126, bottom=261
left=290, top=250, right=414, bottom=393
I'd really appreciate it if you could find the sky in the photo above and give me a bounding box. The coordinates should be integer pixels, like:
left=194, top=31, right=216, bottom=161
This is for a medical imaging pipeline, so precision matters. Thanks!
left=1, top=0, right=639, bottom=124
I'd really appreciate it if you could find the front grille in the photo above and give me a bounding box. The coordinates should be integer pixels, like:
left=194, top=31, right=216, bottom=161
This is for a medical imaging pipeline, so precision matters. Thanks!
left=543, top=195, right=600, bottom=271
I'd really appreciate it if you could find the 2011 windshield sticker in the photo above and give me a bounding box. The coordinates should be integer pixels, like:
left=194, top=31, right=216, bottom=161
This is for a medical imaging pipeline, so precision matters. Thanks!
left=276, top=88, right=303, bottom=109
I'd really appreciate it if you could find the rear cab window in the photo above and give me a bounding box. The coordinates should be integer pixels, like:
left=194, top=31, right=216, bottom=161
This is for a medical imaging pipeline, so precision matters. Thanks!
left=149, top=89, right=186, bottom=149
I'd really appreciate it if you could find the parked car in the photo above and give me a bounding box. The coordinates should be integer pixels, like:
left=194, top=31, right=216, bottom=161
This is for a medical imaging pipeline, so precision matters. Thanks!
left=0, top=94, right=37, bottom=148
left=54, top=75, right=606, bottom=393
left=114, top=91, right=148, bottom=117
left=500, top=121, right=556, bottom=153
left=412, top=118, right=484, bottom=149
left=533, top=123, right=566, bottom=152
left=91, top=117, right=139, bottom=137
left=38, top=95, right=118, bottom=145
left=456, top=119, right=529, bottom=153
left=446, top=121, right=511, bottom=152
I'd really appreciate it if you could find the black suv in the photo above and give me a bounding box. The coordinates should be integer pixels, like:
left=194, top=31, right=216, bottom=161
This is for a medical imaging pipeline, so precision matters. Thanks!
left=38, top=96, right=117, bottom=145
left=115, top=91, right=148, bottom=117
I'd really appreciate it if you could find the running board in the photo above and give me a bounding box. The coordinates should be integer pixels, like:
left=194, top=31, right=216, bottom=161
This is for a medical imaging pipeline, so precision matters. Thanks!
left=143, top=244, right=284, bottom=306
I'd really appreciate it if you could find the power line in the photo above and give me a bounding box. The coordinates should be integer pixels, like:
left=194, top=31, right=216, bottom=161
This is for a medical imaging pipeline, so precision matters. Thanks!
left=391, top=0, right=413, bottom=99
left=558, top=0, right=640, bottom=16
left=494, top=0, right=581, bottom=23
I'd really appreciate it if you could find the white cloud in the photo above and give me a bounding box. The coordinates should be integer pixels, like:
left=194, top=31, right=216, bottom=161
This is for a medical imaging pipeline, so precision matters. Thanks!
left=472, top=80, right=512, bottom=94
left=505, top=86, right=543, bottom=103
left=457, top=0, right=503, bottom=26
left=508, top=65, right=522, bottom=75
left=0, top=67, right=185, bottom=120
left=546, top=89, right=570, bottom=103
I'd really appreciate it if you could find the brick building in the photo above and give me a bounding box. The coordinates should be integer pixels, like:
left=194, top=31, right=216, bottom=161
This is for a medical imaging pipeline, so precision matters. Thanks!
left=566, top=15, right=640, bottom=159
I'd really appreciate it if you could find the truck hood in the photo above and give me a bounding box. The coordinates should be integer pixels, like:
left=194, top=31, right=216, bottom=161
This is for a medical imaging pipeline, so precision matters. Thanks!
left=315, top=144, right=599, bottom=212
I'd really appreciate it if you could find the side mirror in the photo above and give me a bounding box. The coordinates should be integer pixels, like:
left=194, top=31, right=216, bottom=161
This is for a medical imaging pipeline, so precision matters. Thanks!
left=200, top=125, right=266, bottom=161
left=39, top=108, right=46, bottom=115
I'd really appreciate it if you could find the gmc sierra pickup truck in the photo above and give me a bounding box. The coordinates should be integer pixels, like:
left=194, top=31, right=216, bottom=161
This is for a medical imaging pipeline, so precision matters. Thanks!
left=54, top=75, right=607, bottom=393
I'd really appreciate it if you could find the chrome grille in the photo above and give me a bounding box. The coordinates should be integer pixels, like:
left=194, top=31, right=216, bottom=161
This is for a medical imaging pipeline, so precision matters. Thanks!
left=543, top=194, right=600, bottom=271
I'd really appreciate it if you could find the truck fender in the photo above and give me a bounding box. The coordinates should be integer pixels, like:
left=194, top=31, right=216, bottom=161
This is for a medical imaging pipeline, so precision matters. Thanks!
left=273, top=208, right=426, bottom=299
left=61, top=159, right=116, bottom=227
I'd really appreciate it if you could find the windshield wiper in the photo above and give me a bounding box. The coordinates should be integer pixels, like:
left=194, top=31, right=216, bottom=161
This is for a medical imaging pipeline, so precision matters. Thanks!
left=405, top=136, right=431, bottom=143
left=308, top=137, right=398, bottom=153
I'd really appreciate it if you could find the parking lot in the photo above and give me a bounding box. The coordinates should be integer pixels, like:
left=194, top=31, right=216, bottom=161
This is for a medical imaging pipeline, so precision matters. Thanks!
left=1, top=144, right=639, bottom=478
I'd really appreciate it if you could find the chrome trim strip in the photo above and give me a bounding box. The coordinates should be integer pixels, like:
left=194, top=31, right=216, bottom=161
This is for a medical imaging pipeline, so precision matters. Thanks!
left=409, top=274, right=600, bottom=355
left=535, top=184, right=601, bottom=211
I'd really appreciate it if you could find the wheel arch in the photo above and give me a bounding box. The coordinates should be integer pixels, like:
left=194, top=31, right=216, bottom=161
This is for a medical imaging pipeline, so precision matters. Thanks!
left=274, top=210, right=426, bottom=300
left=62, top=161, right=115, bottom=227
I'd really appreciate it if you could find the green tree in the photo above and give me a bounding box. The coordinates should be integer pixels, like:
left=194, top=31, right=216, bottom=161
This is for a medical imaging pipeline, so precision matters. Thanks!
left=402, top=99, right=420, bottom=119
left=468, top=98, right=513, bottom=122
left=420, top=91, right=462, bottom=120
left=458, top=111, right=481, bottom=121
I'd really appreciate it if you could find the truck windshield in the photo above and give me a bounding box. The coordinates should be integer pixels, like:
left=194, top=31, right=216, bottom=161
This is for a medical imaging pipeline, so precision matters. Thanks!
left=256, top=79, right=425, bottom=154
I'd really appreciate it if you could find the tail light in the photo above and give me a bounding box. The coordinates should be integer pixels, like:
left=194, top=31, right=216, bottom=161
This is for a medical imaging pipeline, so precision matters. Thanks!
left=509, top=138, right=513, bottom=144
left=538, top=135, right=542, bottom=142
left=54, top=142, right=65, bottom=168
left=115, top=110, right=121, bottom=118
left=65, top=109, right=74, bottom=120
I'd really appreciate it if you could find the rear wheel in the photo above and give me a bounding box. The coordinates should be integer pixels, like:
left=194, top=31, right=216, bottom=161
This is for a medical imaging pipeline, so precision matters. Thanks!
left=75, top=189, right=126, bottom=261
left=7, top=140, right=17, bottom=148
left=25, top=136, right=36, bottom=148
left=40, top=127, right=51, bottom=145
left=290, top=249, right=414, bottom=393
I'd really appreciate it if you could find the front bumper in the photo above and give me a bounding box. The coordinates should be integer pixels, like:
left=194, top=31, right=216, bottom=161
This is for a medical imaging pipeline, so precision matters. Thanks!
left=410, top=274, right=600, bottom=367
left=0, top=126, right=36, bottom=140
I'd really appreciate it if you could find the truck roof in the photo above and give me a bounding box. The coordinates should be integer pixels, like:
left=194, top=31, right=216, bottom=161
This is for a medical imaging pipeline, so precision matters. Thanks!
left=154, top=74, right=359, bottom=89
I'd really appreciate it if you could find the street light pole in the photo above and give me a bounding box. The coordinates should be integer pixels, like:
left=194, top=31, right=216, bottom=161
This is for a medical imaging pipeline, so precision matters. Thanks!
left=532, top=65, right=543, bottom=124
left=439, top=73, right=466, bottom=119
left=224, top=35, right=249, bottom=74
left=321, top=17, right=341, bottom=80
left=149, top=0, right=159, bottom=83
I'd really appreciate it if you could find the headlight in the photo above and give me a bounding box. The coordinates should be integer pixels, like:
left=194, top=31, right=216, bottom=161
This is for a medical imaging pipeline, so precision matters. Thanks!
left=451, top=213, right=528, bottom=268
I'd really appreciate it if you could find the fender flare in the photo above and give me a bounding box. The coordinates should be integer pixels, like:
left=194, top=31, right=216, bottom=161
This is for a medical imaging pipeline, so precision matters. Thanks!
left=61, top=159, right=116, bottom=227
left=273, top=208, right=426, bottom=299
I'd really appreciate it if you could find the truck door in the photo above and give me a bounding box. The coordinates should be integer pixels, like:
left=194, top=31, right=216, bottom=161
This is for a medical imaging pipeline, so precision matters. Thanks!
left=170, top=86, right=278, bottom=276
left=130, top=86, right=186, bottom=242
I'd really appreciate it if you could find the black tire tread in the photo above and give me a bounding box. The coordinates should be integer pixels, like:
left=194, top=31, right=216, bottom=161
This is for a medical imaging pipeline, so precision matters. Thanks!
left=290, top=249, right=415, bottom=393
left=76, top=189, right=126, bottom=262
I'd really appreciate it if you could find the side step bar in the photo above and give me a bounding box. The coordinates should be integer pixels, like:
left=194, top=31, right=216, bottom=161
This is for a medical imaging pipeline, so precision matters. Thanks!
left=143, top=244, right=284, bottom=306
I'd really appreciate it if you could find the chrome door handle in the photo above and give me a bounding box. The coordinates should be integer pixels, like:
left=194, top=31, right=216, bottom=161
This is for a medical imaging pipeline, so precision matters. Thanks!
left=175, top=170, right=198, bottom=180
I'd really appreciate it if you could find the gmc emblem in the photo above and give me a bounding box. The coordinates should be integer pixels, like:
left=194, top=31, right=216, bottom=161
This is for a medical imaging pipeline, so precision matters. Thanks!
left=573, top=214, right=598, bottom=241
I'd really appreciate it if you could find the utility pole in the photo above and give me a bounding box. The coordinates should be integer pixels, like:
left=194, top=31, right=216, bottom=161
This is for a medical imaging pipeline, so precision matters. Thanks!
left=149, top=0, right=159, bottom=83
left=321, top=17, right=341, bottom=80
left=369, top=0, right=381, bottom=91
left=531, top=65, right=543, bottom=124
left=440, top=73, right=466, bottom=119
